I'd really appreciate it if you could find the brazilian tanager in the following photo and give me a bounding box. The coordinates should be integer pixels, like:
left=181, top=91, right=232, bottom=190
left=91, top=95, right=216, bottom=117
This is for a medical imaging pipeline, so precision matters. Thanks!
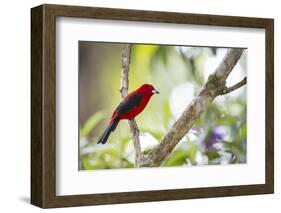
left=97, top=84, right=159, bottom=144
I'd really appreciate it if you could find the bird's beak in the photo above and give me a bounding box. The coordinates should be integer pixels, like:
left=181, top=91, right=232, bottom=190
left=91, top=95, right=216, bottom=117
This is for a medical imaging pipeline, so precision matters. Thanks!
left=152, top=89, right=160, bottom=94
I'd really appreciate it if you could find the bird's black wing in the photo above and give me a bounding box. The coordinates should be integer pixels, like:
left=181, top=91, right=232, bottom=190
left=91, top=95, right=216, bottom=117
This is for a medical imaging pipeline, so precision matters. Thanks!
left=113, top=93, right=142, bottom=117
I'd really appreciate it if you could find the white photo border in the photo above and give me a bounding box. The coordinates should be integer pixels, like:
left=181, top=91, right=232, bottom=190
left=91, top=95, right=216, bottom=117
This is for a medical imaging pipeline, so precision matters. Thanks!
left=56, top=17, right=265, bottom=196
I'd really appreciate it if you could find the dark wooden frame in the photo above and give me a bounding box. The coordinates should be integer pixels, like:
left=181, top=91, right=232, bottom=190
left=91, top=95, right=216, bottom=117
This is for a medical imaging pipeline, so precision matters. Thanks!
left=31, top=4, right=274, bottom=208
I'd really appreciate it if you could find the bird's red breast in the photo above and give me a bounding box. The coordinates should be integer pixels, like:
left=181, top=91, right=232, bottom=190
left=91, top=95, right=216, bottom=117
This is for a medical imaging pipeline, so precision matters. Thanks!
left=111, top=84, right=159, bottom=122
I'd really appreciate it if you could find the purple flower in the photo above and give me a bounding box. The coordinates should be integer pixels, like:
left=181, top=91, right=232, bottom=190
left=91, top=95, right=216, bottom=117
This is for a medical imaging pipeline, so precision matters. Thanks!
left=206, top=127, right=225, bottom=150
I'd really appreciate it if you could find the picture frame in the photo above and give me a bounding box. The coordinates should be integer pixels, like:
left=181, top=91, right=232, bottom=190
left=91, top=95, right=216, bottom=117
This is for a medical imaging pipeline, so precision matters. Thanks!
left=31, top=4, right=274, bottom=208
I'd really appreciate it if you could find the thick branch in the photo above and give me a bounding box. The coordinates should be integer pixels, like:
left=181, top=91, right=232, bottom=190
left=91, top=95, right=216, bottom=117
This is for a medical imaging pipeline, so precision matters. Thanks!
left=141, top=48, right=244, bottom=167
left=120, top=44, right=143, bottom=167
left=213, top=49, right=245, bottom=82
left=219, top=77, right=247, bottom=95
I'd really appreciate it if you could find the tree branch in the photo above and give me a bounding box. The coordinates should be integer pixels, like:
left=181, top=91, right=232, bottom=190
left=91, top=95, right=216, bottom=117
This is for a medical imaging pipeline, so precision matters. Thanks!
left=141, top=48, right=245, bottom=167
left=219, top=77, right=247, bottom=95
left=120, top=44, right=143, bottom=167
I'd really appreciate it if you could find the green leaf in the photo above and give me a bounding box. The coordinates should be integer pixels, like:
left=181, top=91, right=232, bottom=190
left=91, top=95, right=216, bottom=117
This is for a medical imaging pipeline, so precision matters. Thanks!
left=206, top=150, right=220, bottom=160
left=80, top=111, right=106, bottom=137
left=164, top=150, right=189, bottom=166
left=132, top=45, right=158, bottom=71
left=162, top=98, right=172, bottom=128
left=139, top=128, right=163, bottom=141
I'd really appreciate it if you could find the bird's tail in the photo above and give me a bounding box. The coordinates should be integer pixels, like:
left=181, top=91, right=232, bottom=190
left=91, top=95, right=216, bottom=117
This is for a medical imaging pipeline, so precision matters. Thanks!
left=97, top=119, right=119, bottom=144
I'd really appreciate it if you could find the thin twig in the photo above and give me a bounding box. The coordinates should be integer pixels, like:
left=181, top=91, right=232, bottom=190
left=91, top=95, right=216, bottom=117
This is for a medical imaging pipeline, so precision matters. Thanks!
left=128, top=120, right=143, bottom=167
left=120, top=44, right=143, bottom=167
left=219, top=77, right=247, bottom=95
left=120, top=44, right=131, bottom=97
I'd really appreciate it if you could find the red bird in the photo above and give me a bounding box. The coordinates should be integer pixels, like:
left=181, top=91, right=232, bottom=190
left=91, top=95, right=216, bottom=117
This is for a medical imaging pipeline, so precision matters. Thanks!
left=97, top=84, right=159, bottom=144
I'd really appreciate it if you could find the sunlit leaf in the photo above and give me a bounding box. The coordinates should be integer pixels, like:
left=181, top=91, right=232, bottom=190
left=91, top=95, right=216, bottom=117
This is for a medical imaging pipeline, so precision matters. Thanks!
left=164, top=150, right=189, bottom=166
left=139, top=128, right=163, bottom=141
left=206, top=150, right=220, bottom=160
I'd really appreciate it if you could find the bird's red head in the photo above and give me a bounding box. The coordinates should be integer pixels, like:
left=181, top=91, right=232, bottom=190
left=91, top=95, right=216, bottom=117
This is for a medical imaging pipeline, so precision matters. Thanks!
left=136, top=84, right=159, bottom=97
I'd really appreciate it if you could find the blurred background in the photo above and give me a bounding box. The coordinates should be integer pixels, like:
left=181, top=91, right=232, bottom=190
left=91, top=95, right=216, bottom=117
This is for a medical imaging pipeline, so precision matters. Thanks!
left=79, top=42, right=247, bottom=170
